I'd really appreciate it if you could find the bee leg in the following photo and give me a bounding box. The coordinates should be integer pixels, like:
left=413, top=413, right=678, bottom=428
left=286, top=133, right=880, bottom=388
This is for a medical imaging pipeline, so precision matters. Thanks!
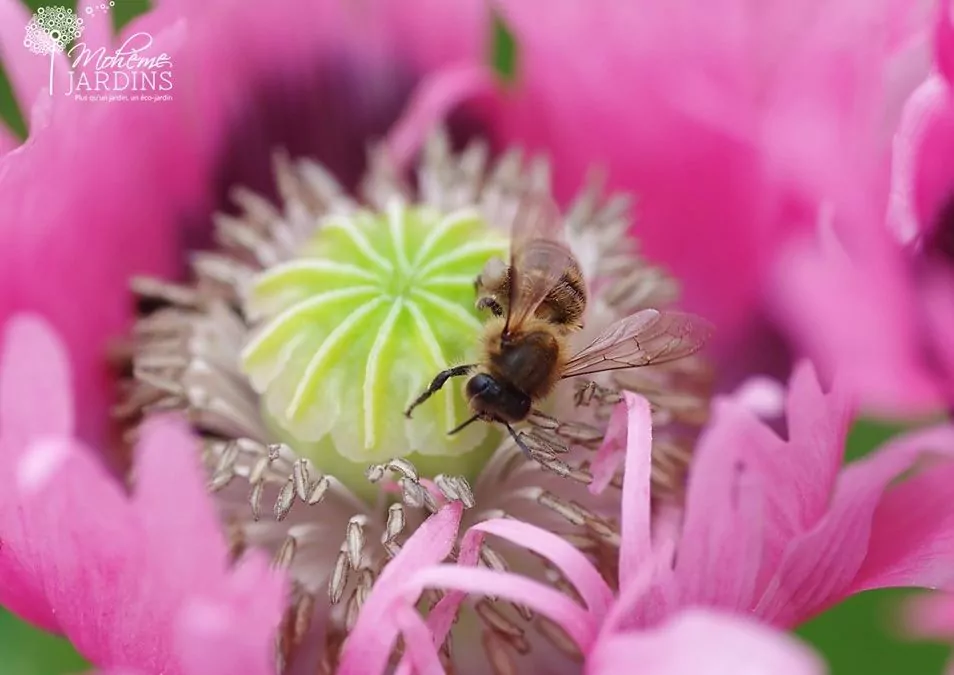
left=503, top=422, right=532, bottom=457
left=476, top=297, right=504, bottom=317
left=447, top=414, right=481, bottom=435
left=404, top=365, right=475, bottom=418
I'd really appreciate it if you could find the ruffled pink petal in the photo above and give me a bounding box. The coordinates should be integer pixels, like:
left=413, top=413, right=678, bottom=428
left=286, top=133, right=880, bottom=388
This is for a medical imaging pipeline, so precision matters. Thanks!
left=849, top=427, right=954, bottom=592
left=404, top=565, right=597, bottom=651
left=0, top=123, right=19, bottom=156
left=464, top=519, right=613, bottom=618
left=730, top=375, right=787, bottom=420
left=617, top=393, right=653, bottom=590
left=772, top=227, right=942, bottom=413
left=96, top=557, right=287, bottom=675
left=904, top=78, right=954, bottom=240
left=0, top=435, right=131, bottom=635
left=132, top=415, right=229, bottom=590
left=384, top=62, right=495, bottom=170
left=586, top=610, right=825, bottom=675
left=776, top=363, right=853, bottom=538
left=589, top=398, right=629, bottom=494
left=887, top=75, right=952, bottom=243
left=672, top=398, right=764, bottom=612
left=338, top=502, right=463, bottom=675
left=394, top=527, right=482, bottom=675
left=0, top=314, right=74, bottom=448
left=393, top=605, right=444, bottom=675
left=0, top=314, right=80, bottom=630
left=671, top=363, right=854, bottom=615
left=755, top=426, right=954, bottom=627
left=0, top=317, right=287, bottom=671
left=1, top=435, right=140, bottom=656
left=921, top=269, right=954, bottom=401
left=935, top=0, right=954, bottom=86
left=175, top=553, right=287, bottom=675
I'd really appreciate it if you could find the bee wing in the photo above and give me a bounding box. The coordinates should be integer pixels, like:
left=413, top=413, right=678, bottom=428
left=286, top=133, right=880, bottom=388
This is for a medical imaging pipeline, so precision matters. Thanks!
left=501, top=192, right=577, bottom=333
left=561, top=309, right=713, bottom=379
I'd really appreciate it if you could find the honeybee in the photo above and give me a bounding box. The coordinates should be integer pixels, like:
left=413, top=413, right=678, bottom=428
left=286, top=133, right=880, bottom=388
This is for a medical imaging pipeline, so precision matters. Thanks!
left=404, top=193, right=712, bottom=457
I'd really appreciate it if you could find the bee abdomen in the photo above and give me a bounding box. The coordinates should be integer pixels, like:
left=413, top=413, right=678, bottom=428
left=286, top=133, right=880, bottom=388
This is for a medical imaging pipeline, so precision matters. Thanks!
left=540, top=265, right=586, bottom=330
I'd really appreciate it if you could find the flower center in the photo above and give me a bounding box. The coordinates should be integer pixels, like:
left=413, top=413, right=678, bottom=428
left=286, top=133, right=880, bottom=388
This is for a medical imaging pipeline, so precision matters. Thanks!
left=239, top=200, right=507, bottom=496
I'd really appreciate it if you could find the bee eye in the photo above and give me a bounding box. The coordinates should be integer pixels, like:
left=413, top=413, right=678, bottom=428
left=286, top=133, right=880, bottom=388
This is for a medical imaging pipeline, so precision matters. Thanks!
left=466, top=373, right=496, bottom=399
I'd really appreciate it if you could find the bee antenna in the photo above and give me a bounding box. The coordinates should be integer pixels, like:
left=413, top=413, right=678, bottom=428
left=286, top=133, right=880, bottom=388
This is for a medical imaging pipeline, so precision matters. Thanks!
left=447, top=414, right=481, bottom=436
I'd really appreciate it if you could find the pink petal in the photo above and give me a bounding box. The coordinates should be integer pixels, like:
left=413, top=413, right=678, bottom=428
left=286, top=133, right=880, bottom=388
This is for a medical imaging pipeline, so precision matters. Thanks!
left=0, top=436, right=140, bottom=658
left=0, top=313, right=75, bottom=447
left=0, top=122, right=19, bottom=156
left=175, top=553, right=287, bottom=675
left=338, top=502, right=463, bottom=675
left=936, top=0, right=954, bottom=86
left=731, top=376, right=786, bottom=420
left=756, top=425, right=954, bottom=627
left=405, top=565, right=597, bottom=651
left=904, top=77, right=954, bottom=240
left=464, top=518, right=613, bottom=618
left=601, top=551, right=674, bottom=634
left=777, top=363, right=853, bottom=537
left=671, top=362, right=852, bottom=615
left=887, top=75, right=952, bottom=243
left=850, top=431, right=954, bottom=592
left=617, top=392, right=653, bottom=590
left=772, top=228, right=943, bottom=414
left=393, top=605, right=444, bottom=675
left=394, top=528, right=483, bottom=675
left=672, top=398, right=764, bottom=612
left=589, top=398, right=629, bottom=494
left=587, top=610, right=825, bottom=675
left=384, top=62, right=495, bottom=170
left=132, top=415, right=229, bottom=588
left=921, top=269, right=954, bottom=401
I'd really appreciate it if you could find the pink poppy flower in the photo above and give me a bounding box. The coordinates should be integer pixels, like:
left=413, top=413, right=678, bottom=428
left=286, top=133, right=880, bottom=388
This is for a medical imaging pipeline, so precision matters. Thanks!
left=0, top=313, right=288, bottom=674
left=338, top=363, right=954, bottom=672
left=772, top=1, right=954, bottom=415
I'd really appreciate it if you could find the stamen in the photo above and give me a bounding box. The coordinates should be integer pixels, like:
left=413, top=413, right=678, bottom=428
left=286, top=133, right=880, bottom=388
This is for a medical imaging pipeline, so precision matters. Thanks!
left=329, top=548, right=350, bottom=605
left=346, top=516, right=367, bottom=570
left=475, top=600, right=524, bottom=639
left=482, top=630, right=518, bottom=675
left=536, top=616, right=583, bottom=661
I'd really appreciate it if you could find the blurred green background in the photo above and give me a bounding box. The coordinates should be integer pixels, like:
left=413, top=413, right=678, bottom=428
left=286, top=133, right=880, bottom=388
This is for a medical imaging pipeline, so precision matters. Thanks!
left=0, top=0, right=951, bottom=673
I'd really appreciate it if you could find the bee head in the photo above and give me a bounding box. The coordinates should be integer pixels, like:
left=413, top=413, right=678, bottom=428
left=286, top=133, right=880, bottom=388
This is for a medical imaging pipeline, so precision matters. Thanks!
left=465, top=372, right=531, bottom=423
left=466, top=372, right=499, bottom=401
